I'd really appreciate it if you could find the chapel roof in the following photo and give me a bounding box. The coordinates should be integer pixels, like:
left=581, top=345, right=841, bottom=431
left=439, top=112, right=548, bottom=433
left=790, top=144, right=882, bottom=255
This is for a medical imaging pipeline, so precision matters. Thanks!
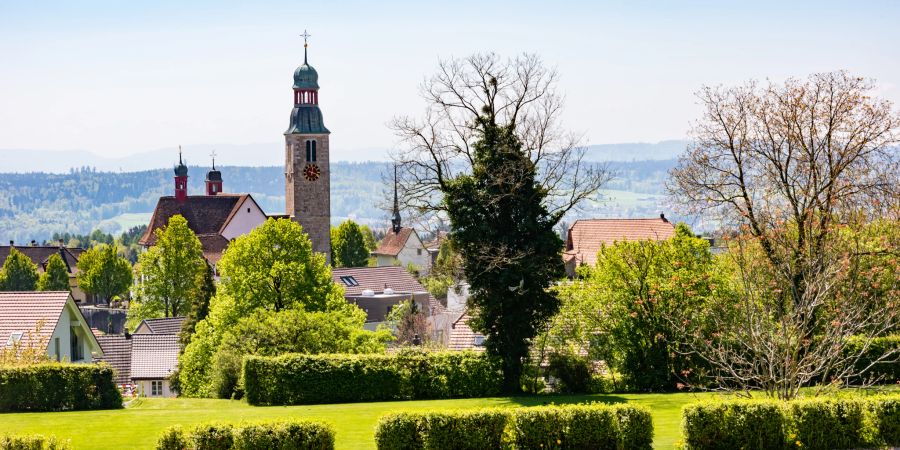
left=564, top=217, right=676, bottom=268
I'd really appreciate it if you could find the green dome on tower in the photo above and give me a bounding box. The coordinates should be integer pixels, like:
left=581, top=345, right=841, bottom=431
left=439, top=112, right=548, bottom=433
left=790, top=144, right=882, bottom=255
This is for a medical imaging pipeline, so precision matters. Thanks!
left=174, top=147, right=188, bottom=177
left=293, top=61, right=319, bottom=89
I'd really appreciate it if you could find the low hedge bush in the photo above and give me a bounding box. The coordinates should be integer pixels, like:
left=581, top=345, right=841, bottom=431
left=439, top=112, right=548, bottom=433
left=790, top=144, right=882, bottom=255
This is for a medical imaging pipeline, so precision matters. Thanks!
left=845, top=334, right=900, bottom=384
left=374, top=403, right=653, bottom=450
left=0, top=363, right=122, bottom=412
left=243, top=350, right=501, bottom=405
left=0, top=435, right=70, bottom=450
left=156, top=420, right=335, bottom=450
left=682, top=394, right=900, bottom=450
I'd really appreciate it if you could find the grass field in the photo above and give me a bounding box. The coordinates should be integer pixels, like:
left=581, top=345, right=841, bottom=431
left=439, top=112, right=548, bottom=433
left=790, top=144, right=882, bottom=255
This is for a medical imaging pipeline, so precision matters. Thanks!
left=0, top=392, right=720, bottom=449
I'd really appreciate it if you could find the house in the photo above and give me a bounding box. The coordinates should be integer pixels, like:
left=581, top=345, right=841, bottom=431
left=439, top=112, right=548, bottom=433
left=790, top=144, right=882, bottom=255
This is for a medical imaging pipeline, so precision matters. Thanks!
left=372, top=169, right=432, bottom=274
left=563, top=215, right=676, bottom=277
left=0, top=242, right=90, bottom=303
left=139, top=155, right=269, bottom=268
left=130, top=334, right=180, bottom=397
left=447, top=310, right=486, bottom=352
left=96, top=316, right=185, bottom=396
left=133, top=317, right=186, bottom=335
left=0, top=291, right=103, bottom=363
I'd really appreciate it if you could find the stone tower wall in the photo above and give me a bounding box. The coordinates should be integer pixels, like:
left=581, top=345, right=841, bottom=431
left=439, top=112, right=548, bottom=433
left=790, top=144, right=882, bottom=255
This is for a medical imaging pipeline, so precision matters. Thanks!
left=285, top=133, right=332, bottom=263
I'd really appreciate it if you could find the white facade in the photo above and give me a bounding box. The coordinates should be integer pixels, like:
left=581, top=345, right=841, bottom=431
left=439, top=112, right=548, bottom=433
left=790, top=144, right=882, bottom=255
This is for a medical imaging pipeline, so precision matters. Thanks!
left=221, top=196, right=268, bottom=240
left=136, top=379, right=175, bottom=398
left=376, top=230, right=432, bottom=275
left=47, top=297, right=102, bottom=363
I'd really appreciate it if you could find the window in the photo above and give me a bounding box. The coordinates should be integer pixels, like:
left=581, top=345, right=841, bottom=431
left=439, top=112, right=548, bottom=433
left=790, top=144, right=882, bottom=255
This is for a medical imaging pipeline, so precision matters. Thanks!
left=247, top=207, right=250, bottom=213
left=339, top=276, right=359, bottom=287
left=54, top=338, right=60, bottom=362
left=305, top=140, right=317, bottom=162
left=70, top=328, right=83, bottom=361
left=474, top=335, right=486, bottom=347
left=151, top=380, right=163, bottom=396
left=6, top=332, right=22, bottom=346
left=417, top=248, right=422, bottom=256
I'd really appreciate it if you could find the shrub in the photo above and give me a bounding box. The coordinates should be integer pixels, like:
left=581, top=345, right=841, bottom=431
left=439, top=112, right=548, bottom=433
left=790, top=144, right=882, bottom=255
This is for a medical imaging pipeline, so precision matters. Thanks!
left=243, top=350, right=501, bottom=405
left=0, top=435, right=70, bottom=450
left=156, top=420, right=334, bottom=450
left=0, top=363, right=122, bottom=412
left=547, top=353, right=592, bottom=394
left=845, top=335, right=900, bottom=384
left=682, top=400, right=786, bottom=450
left=374, top=404, right=652, bottom=450
left=790, top=397, right=871, bottom=450
left=874, top=396, right=900, bottom=446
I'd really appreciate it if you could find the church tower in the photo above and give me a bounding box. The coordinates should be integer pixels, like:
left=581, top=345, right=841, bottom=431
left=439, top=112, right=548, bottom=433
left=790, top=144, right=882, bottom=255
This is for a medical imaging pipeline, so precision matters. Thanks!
left=174, top=146, right=188, bottom=202
left=285, top=31, right=331, bottom=263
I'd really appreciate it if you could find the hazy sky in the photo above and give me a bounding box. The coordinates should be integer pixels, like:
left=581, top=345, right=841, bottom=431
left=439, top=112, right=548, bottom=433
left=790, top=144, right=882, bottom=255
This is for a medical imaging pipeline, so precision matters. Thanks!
left=1, top=0, right=898, bottom=162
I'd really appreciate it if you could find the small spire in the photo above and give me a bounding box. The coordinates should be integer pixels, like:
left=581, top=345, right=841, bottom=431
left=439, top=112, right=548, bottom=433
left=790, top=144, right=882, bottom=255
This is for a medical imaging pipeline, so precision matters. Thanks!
left=210, top=149, right=217, bottom=170
left=391, top=164, right=402, bottom=233
left=300, top=29, right=311, bottom=64
left=178, top=145, right=183, bottom=165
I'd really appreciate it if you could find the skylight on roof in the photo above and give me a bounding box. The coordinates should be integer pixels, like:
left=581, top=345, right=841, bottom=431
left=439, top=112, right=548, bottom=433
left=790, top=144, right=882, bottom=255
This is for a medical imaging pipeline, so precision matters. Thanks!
left=6, top=331, right=23, bottom=346
left=339, top=276, right=359, bottom=287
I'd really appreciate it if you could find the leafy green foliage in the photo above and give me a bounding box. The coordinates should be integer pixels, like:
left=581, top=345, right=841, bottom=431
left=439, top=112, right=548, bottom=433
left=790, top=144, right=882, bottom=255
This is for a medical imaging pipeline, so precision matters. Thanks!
left=209, top=308, right=390, bottom=399
left=682, top=395, right=900, bottom=450
left=0, top=434, right=70, bottom=450
left=444, top=117, right=565, bottom=393
left=243, top=350, right=501, bottom=405
left=374, top=404, right=653, bottom=450
left=0, top=363, right=122, bottom=412
left=844, top=335, right=900, bottom=384
left=37, top=254, right=70, bottom=292
left=419, top=240, right=461, bottom=300
left=180, top=263, right=216, bottom=349
left=156, top=420, right=335, bottom=450
left=547, top=353, right=592, bottom=394
left=385, top=300, right=428, bottom=345
left=330, top=220, right=370, bottom=268
left=75, top=244, right=132, bottom=305
left=132, top=215, right=206, bottom=324
left=0, top=248, right=39, bottom=291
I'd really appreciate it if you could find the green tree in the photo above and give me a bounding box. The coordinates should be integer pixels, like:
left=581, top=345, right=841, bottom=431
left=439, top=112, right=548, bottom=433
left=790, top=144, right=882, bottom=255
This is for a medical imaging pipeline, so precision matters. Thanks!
left=360, top=224, right=378, bottom=252
left=179, top=218, right=351, bottom=397
left=133, top=215, right=206, bottom=321
left=0, top=248, right=39, bottom=291
left=76, top=244, right=132, bottom=305
left=444, top=116, right=565, bottom=393
left=180, top=263, right=216, bottom=349
left=37, top=253, right=71, bottom=291
left=331, top=219, right=370, bottom=267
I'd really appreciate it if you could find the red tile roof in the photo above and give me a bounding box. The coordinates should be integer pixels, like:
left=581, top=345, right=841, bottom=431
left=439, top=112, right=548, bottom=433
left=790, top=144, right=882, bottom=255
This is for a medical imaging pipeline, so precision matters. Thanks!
left=373, top=227, right=414, bottom=256
left=130, top=334, right=179, bottom=380
left=96, top=335, right=132, bottom=384
left=0, top=291, right=69, bottom=350
left=196, top=234, right=230, bottom=265
left=139, top=194, right=249, bottom=246
left=331, top=266, right=445, bottom=315
left=565, top=217, right=676, bottom=267
left=448, top=311, right=485, bottom=352
left=0, top=246, right=84, bottom=275
left=134, top=317, right=186, bottom=335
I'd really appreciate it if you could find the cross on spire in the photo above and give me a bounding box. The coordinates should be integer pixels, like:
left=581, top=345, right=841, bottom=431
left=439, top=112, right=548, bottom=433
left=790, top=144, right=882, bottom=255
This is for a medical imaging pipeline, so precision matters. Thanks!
left=210, top=149, right=217, bottom=170
left=300, top=29, right=311, bottom=63
left=178, top=145, right=183, bottom=164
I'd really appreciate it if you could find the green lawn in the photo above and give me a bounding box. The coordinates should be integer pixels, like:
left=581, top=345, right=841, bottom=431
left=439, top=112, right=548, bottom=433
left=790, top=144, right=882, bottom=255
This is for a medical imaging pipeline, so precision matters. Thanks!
left=0, top=392, right=722, bottom=449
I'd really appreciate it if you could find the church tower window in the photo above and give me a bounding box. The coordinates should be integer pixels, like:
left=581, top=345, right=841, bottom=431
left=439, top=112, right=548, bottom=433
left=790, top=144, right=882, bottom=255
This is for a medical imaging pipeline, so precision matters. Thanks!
left=305, top=140, right=317, bottom=162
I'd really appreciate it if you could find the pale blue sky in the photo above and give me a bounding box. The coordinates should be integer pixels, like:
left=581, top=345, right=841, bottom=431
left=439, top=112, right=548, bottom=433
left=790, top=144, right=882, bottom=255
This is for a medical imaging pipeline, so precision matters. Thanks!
left=1, top=0, right=898, bottom=162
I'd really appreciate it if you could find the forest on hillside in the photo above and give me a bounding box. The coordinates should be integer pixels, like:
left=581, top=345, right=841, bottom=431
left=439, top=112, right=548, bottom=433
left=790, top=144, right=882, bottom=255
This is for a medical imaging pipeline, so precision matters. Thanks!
left=0, top=160, right=678, bottom=242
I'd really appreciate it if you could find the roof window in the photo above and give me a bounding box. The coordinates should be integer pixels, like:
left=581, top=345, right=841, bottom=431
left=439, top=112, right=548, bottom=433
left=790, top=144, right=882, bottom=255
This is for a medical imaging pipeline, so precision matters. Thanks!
left=339, top=276, right=359, bottom=287
left=7, top=331, right=23, bottom=346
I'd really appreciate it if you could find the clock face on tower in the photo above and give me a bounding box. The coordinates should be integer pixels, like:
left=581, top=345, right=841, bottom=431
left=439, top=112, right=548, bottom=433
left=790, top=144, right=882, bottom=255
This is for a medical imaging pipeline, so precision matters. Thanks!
left=303, top=164, right=321, bottom=181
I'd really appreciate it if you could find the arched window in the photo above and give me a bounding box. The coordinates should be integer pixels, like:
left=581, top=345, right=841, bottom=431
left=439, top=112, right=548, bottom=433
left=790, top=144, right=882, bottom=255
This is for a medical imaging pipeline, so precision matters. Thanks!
left=305, top=140, right=317, bottom=162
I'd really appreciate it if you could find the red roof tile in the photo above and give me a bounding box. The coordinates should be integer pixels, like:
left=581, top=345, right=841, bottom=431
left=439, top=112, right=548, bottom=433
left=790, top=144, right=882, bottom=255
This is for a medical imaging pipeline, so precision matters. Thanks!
left=331, top=266, right=445, bottom=315
left=565, top=218, right=676, bottom=267
left=448, top=311, right=485, bottom=352
left=0, top=291, right=69, bottom=350
left=139, top=194, right=248, bottom=246
left=130, top=334, right=179, bottom=380
left=134, top=317, right=186, bottom=335
left=373, top=227, right=413, bottom=256
left=96, top=335, right=132, bottom=384
left=0, top=246, right=83, bottom=275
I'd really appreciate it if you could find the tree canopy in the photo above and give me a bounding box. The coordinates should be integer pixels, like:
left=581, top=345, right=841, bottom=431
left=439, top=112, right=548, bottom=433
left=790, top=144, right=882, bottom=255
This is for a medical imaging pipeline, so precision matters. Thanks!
left=331, top=219, right=370, bottom=268
left=0, top=248, right=39, bottom=291
left=37, top=253, right=70, bottom=292
left=76, top=244, right=132, bottom=305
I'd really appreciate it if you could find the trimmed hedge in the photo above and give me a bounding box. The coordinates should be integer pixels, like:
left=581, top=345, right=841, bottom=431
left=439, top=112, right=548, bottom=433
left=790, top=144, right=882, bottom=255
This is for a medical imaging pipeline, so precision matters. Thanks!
left=156, top=420, right=335, bottom=450
left=0, top=363, right=122, bottom=412
left=243, top=350, right=501, bottom=405
left=0, top=435, right=70, bottom=450
left=682, top=395, right=900, bottom=450
left=846, top=334, right=900, bottom=384
left=374, top=403, right=653, bottom=450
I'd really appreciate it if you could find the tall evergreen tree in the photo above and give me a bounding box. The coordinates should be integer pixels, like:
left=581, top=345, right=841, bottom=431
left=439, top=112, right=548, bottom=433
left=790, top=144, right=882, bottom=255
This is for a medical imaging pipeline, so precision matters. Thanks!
left=444, top=116, right=565, bottom=393
left=37, top=253, right=71, bottom=291
left=331, top=220, right=370, bottom=268
left=0, top=248, right=40, bottom=291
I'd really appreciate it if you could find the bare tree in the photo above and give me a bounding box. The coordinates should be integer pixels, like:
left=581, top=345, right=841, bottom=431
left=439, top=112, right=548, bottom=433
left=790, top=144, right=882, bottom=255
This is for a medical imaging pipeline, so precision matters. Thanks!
left=391, top=53, right=612, bottom=222
left=669, top=72, right=900, bottom=399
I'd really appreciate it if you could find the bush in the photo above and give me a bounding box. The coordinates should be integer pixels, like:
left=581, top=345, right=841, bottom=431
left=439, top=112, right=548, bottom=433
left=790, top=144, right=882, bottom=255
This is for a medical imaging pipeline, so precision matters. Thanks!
left=374, top=404, right=652, bottom=450
left=681, top=395, right=900, bottom=450
left=0, top=435, right=70, bottom=450
left=845, top=335, right=900, bottom=384
left=243, top=350, right=501, bottom=405
left=0, top=363, right=122, bottom=412
left=547, top=353, right=592, bottom=394
left=156, top=420, right=334, bottom=450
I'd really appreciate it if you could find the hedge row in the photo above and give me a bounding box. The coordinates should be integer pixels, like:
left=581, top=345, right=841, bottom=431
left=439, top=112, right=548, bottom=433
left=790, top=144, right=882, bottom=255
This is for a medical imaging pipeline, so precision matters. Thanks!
left=846, top=334, right=900, bottom=384
left=0, top=363, right=122, bottom=412
left=243, top=350, right=501, bottom=405
left=156, top=420, right=335, bottom=450
left=374, top=403, right=653, bottom=450
left=0, top=435, right=70, bottom=450
left=682, top=395, right=900, bottom=450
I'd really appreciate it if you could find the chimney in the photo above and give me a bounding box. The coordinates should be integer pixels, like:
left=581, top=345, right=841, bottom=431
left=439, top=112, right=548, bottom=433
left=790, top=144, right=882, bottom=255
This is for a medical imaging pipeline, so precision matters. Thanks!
left=30, top=240, right=37, bottom=246
left=8, top=240, right=12, bottom=246
left=660, top=213, right=668, bottom=222
left=58, top=239, right=65, bottom=248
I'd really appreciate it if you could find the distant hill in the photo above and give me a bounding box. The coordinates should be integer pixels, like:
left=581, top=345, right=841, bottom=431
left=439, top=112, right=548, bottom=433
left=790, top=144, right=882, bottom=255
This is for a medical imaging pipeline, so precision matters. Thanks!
left=0, top=159, right=685, bottom=243
left=581, top=140, right=688, bottom=162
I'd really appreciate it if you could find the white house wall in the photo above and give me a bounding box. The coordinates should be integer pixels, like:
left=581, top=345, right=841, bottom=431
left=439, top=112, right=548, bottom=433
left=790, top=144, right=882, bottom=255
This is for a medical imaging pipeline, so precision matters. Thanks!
left=47, top=300, right=96, bottom=363
left=221, top=197, right=268, bottom=241
left=396, top=231, right=432, bottom=275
